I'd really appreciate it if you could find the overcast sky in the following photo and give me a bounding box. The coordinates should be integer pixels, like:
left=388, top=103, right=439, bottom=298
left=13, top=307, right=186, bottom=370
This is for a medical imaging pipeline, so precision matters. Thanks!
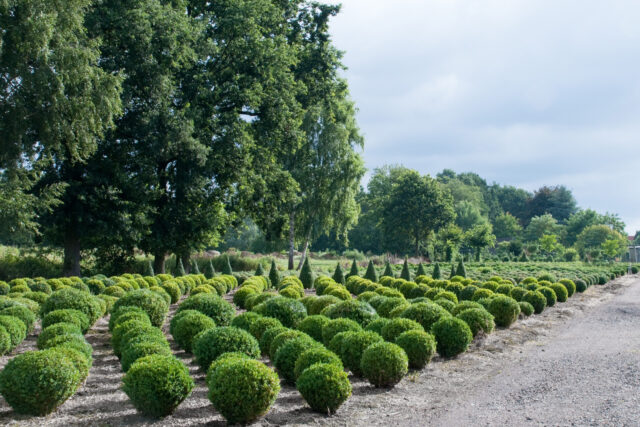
left=323, top=0, right=639, bottom=235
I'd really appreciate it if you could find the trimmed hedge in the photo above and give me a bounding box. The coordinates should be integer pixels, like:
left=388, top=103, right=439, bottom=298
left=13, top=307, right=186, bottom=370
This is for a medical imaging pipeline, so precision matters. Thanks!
left=456, top=308, right=495, bottom=336
left=341, top=331, right=384, bottom=376
left=395, top=330, right=436, bottom=369
left=253, top=296, right=307, bottom=328
left=322, top=318, right=362, bottom=346
left=43, top=309, right=90, bottom=333
left=297, top=363, right=352, bottom=414
left=172, top=311, right=216, bottom=352
left=193, top=327, right=260, bottom=370
left=177, top=293, right=235, bottom=326
left=111, top=290, right=169, bottom=327
left=360, top=342, right=408, bottom=388
left=294, top=347, right=343, bottom=380
left=273, top=336, right=319, bottom=383
left=431, top=317, right=473, bottom=358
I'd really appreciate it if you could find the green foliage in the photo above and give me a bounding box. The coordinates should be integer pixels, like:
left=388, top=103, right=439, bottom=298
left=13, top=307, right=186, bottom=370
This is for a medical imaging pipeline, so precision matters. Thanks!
left=112, top=290, right=168, bottom=327
left=400, top=302, right=451, bottom=331
left=381, top=318, right=424, bottom=342
left=455, top=259, right=467, bottom=278
left=173, top=312, right=216, bottom=352
left=274, top=336, right=319, bottom=384
left=382, top=261, right=393, bottom=278
left=299, top=257, right=314, bottom=289
left=122, top=355, right=193, bottom=418
left=537, top=286, right=558, bottom=307
left=121, top=341, right=172, bottom=372
left=430, top=317, right=473, bottom=357
left=41, top=288, right=103, bottom=325
left=400, top=258, right=411, bottom=280
left=294, top=347, right=344, bottom=380
left=549, top=283, right=569, bottom=303
left=487, top=296, right=520, bottom=327
left=231, top=312, right=262, bottom=333
left=221, top=255, right=233, bottom=276
left=0, top=326, right=10, bottom=355
left=297, top=363, right=352, bottom=414
left=0, top=305, right=35, bottom=333
left=332, top=263, right=346, bottom=285
left=456, top=308, right=495, bottom=336
left=360, top=342, right=408, bottom=387
left=363, top=260, right=377, bottom=282
left=108, top=306, right=149, bottom=332
left=258, top=326, right=288, bottom=355
left=296, top=315, right=330, bottom=343
left=519, top=301, right=534, bottom=316
left=207, top=359, right=280, bottom=424
left=341, top=331, right=384, bottom=376
left=395, top=330, right=436, bottom=369
left=364, top=317, right=391, bottom=336
left=37, top=322, right=83, bottom=349
left=177, top=294, right=234, bottom=326
left=574, top=279, right=588, bottom=293
left=204, top=260, right=215, bottom=279
left=253, top=296, right=307, bottom=328
left=0, top=349, right=82, bottom=415
left=174, top=259, right=186, bottom=277
left=268, top=260, right=280, bottom=287
left=193, top=327, right=260, bottom=370
left=0, top=315, right=27, bottom=350
left=249, top=317, right=283, bottom=342
left=321, top=300, right=377, bottom=327
left=432, top=262, right=441, bottom=279
left=347, top=259, right=359, bottom=278
left=522, top=291, right=547, bottom=314
left=322, top=318, right=362, bottom=346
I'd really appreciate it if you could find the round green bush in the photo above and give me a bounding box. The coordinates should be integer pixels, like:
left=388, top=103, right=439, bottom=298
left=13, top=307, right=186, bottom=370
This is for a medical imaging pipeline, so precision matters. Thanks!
left=253, top=296, right=307, bottom=327
left=40, top=334, right=92, bottom=359
left=381, top=318, right=424, bottom=342
left=172, top=311, right=216, bottom=352
left=574, top=279, right=587, bottom=293
left=103, top=286, right=126, bottom=298
left=0, top=306, right=35, bottom=333
left=177, top=293, right=234, bottom=326
left=472, top=288, right=494, bottom=301
left=537, top=286, right=557, bottom=307
left=451, top=301, right=484, bottom=316
left=395, top=330, right=436, bottom=369
left=49, top=347, right=91, bottom=380
left=459, top=285, right=479, bottom=301
left=308, top=295, right=341, bottom=315
left=37, top=322, right=83, bottom=349
left=111, top=310, right=152, bottom=336
left=0, top=282, right=9, bottom=295
left=119, top=329, right=169, bottom=359
left=294, top=347, right=343, bottom=380
left=269, top=330, right=312, bottom=360
left=0, top=326, right=11, bottom=355
left=487, top=296, right=520, bottom=328
left=121, top=341, right=173, bottom=372
left=558, top=279, right=576, bottom=297
left=376, top=297, right=407, bottom=317
left=360, top=342, right=408, bottom=387
left=274, top=336, right=319, bottom=383
left=364, top=317, right=390, bottom=335
left=400, top=302, right=451, bottom=331
left=111, top=319, right=155, bottom=356
left=296, top=315, right=330, bottom=342
left=322, top=318, right=362, bottom=346
left=320, top=300, right=377, bottom=327
left=0, top=349, right=81, bottom=415
left=111, top=290, right=169, bottom=327
left=519, top=301, right=534, bottom=316
left=207, top=358, right=280, bottom=424
left=549, top=283, right=569, bottom=303
left=430, top=317, right=473, bottom=357
left=434, top=298, right=456, bottom=313
left=43, top=309, right=90, bottom=333
left=205, top=352, right=251, bottom=386
left=509, top=286, right=528, bottom=301
left=230, top=312, right=262, bottom=332
left=522, top=291, right=547, bottom=314
left=122, top=355, right=194, bottom=417
left=193, top=326, right=260, bottom=369
left=233, top=286, right=260, bottom=309
left=41, top=288, right=103, bottom=325
left=328, top=331, right=356, bottom=356
left=456, top=308, right=495, bottom=336
left=250, top=317, right=283, bottom=342
left=341, top=331, right=384, bottom=376
left=256, top=321, right=286, bottom=352
left=297, top=363, right=352, bottom=414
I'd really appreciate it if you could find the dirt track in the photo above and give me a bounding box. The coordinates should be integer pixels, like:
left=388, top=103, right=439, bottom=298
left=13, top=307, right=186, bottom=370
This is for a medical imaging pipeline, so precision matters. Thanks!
left=0, top=275, right=638, bottom=426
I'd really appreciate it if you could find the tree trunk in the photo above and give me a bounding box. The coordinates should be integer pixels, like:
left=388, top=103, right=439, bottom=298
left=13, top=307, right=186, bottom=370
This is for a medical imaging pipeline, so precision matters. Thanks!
left=296, top=227, right=313, bottom=271
left=288, top=211, right=295, bottom=270
left=63, top=233, right=82, bottom=277
left=154, top=251, right=166, bottom=274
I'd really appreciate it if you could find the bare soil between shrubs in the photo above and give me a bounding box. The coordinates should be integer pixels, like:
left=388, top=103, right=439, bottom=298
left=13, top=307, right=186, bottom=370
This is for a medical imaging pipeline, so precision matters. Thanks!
left=0, top=274, right=638, bottom=426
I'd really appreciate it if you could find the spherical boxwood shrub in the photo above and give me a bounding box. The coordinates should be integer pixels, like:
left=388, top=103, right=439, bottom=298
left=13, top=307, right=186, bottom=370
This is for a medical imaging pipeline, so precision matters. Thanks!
left=274, top=336, right=319, bottom=383
left=296, top=315, right=330, bottom=343
left=259, top=326, right=288, bottom=355
left=253, top=296, right=307, bottom=328
left=233, top=286, right=260, bottom=309
left=456, top=308, right=495, bottom=337
left=537, top=287, right=557, bottom=308
left=320, top=300, right=377, bottom=327
left=37, top=322, right=83, bottom=349
left=376, top=297, right=408, bottom=318
left=269, top=330, right=312, bottom=360
left=574, top=279, right=587, bottom=293
left=308, top=295, right=341, bottom=315
left=364, top=317, right=390, bottom=336
left=41, top=288, right=103, bottom=326
left=381, top=318, right=424, bottom=342
left=395, top=330, right=436, bottom=369
left=172, top=311, right=216, bottom=352
left=451, top=301, right=485, bottom=316
left=549, top=283, right=569, bottom=303
left=522, top=291, right=547, bottom=314
left=509, top=286, right=528, bottom=302
left=49, top=347, right=91, bottom=380
left=487, top=296, right=520, bottom=328
left=177, top=294, right=235, bottom=326
left=430, top=317, right=473, bottom=358
left=205, top=352, right=251, bottom=386
left=121, top=341, right=173, bottom=372
left=519, top=301, right=534, bottom=316
left=294, top=347, right=343, bottom=380
left=207, top=359, right=280, bottom=424
left=360, top=342, right=408, bottom=388
left=0, top=326, right=11, bottom=355
left=193, top=327, right=260, bottom=370
left=43, top=309, right=90, bottom=333
left=341, top=331, right=384, bottom=376
left=0, top=306, right=36, bottom=333
left=0, top=349, right=81, bottom=415
left=297, top=363, right=352, bottom=414
left=250, top=317, right=283, bottom=341
left=322, top=318, right=362, bottom=346
left=230, top=312, right=262, bottom=332
left=40, top=334, right=93, bottom=360
left=111, top=290, right=169, bottom=327
left=111, top=319, right=156, bottom=356
left=400, top=302, right=451, bottom=331
left=122, top=355, right=194, bottom=417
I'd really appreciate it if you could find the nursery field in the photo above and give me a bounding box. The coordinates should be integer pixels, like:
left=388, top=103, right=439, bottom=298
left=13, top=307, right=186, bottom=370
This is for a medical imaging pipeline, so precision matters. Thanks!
left=0, top=262, right=636, bottom=426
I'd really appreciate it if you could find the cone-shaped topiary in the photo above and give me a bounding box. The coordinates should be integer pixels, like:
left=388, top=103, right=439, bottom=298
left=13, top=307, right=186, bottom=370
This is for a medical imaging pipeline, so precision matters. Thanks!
left=400, top=257, right=411, bottom=281
left=332, top=263, right=345, bottom=285
left=382, top=261, right=393, bottom=278
left=364, top=260, right=378, bottom=282
left=268, top=260, right=280, bottom=287
left=345, top=259, right=357, bottom=279
left=416, top=263, right=426, bottom=277
left=432, top=262, right=441, bottom=279
left=174, top=259, right=186, bottom=277
left=204, top=260, right=215, bottom=279
left=299, top=257, right=314, bottom=289
left=255, top=263, right=265, bottom=276
left=221, top=254, right=233, bottom=275
left=455, top=259, right=466, bottom=278
left=519, top=252, right=529, bottom=262
left=449, top=264, right=456, bottom=279
left=191, top=260, right=200, bottom=275
left=146, top=260, right=155, bottom=277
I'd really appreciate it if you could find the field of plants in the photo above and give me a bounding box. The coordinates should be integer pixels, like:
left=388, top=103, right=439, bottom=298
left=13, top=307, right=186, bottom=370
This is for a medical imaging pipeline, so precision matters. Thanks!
left=0, top=260, right=635, bottom=424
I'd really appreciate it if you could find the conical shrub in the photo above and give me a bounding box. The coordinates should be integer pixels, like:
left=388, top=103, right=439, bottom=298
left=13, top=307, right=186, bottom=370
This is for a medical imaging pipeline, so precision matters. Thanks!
left=269, top=260, right=280, bottom=287
left=347, top=259, right=359, bottom=278
left=400, top=257, right=411, bottom=281
left=432, top=263, right=441, bottom=279
left=382, top=261, right=394, bottom=278
left=364, top=260, right=378, bottom=282
left=332, top=263, right=345, bottom=285
left=455, top=259, right=467, bottom=278
left=299, top=257, right=314, bottom=289
left=221, top=254, right=233, bottom=275
left=204, top=260, right=215, bottom=279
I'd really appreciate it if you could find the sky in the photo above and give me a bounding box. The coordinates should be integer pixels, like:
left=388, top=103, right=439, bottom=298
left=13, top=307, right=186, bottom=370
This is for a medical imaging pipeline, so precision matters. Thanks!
left=322, top=0, right=639, bottom=235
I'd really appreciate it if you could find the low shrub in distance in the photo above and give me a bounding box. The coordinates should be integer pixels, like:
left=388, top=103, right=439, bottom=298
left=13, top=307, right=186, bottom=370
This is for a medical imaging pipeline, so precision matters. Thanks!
left=519, top=301, right=534, bottom=316
left=177, top=293, right=234, bottom=326
left=431, top=317, right=473, bottom=358
left=111, top=290, right=169, bottom=327
left=193, top=326, right=260, bottom=370
left=43, top=309, right=90, bottom=333
left=297, top=363, right=352, bottom=414
left=294, top=347, right=343, bottom=380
